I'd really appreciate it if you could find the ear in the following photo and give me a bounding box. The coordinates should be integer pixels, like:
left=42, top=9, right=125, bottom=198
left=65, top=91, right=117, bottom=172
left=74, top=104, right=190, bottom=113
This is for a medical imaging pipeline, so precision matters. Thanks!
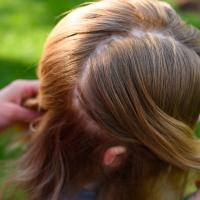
left=103, top=146, right=126, bottom=168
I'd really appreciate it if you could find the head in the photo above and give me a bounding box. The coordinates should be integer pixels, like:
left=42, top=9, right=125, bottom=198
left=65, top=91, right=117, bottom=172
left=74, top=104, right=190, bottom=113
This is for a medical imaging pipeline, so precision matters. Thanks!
left=18, top=0, right=200, bottom=199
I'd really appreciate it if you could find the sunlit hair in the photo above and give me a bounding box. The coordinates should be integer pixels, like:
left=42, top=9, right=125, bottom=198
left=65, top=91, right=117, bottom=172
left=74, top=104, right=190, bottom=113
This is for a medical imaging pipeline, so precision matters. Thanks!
left=17, top=0, right=200, bottom=199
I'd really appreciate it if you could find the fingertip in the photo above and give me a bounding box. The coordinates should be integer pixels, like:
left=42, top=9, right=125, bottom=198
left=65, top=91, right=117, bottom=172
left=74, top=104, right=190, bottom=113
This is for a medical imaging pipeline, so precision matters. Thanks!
left=13, top=105, right=41, bottom=124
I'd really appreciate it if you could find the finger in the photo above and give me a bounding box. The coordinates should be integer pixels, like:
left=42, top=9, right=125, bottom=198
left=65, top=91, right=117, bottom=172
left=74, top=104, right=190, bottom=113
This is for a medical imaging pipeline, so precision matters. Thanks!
left=23, top=80, right=39, bottom=95
left=14, top=80, right=39, bottom=99
left=19, top=81, right=40, bottom=104
left=8, top=80, right=39, bottom=104
left=9, top=104, right=41, bottom=124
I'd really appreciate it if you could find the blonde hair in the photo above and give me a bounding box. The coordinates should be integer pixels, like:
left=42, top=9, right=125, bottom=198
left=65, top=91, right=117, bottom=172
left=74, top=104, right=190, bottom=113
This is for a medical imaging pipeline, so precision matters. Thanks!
left=18, top=0, right=200, bottom=199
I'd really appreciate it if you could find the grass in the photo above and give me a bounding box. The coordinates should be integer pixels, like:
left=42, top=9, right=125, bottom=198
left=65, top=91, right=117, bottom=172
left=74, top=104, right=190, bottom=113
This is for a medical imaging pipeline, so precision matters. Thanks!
left=0, top=0, right=199, bottom=199
left=0, top=0, right=87, bottom=88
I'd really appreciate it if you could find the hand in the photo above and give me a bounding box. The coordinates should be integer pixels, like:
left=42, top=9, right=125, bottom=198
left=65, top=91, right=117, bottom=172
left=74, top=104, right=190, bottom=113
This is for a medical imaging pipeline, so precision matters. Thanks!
left=0, top=80, right=40, bottom=131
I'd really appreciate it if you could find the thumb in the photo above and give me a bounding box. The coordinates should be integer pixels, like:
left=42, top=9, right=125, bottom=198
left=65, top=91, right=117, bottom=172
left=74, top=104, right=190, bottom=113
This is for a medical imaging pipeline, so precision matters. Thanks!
left=9, top=104, right=40, bottom=124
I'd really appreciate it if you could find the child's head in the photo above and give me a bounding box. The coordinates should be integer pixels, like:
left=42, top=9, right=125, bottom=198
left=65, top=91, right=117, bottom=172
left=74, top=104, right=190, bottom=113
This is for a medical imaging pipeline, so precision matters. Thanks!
left=18, top=0, right=200, bottom=199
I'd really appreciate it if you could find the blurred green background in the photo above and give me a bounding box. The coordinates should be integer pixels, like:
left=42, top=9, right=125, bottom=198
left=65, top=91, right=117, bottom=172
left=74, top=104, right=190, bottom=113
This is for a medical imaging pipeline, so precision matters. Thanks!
left=0, top=0, right=200, bottom=199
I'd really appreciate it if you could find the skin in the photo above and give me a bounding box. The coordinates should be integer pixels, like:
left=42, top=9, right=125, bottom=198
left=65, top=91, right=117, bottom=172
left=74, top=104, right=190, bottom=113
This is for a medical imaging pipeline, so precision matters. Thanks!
left=0, top=80, right=40, bottom=131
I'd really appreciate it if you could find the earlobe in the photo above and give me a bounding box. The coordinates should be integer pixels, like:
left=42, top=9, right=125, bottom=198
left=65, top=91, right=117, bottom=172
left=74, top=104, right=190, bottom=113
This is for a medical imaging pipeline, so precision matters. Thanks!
left=103, top=146, right=126, bottom=167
